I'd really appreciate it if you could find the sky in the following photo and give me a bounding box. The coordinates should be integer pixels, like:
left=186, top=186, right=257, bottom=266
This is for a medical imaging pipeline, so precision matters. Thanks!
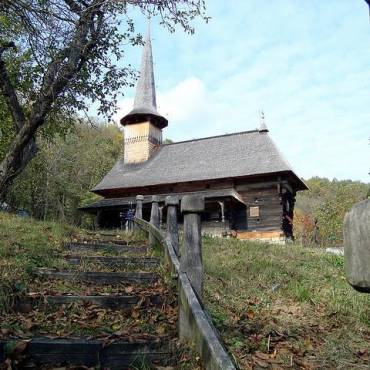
left=108, top=0, right=370, bottom=183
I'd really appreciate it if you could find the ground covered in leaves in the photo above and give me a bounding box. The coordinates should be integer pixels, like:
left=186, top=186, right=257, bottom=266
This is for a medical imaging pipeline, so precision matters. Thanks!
left=0, top=213, right=201, bottom=369
left=203, top=236, right=370, bottom=369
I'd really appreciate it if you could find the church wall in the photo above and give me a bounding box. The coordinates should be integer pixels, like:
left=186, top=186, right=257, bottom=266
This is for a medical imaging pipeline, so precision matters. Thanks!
left=94, top=175, right=297, bottom=241
left=235, top=183, right=283, bottom=232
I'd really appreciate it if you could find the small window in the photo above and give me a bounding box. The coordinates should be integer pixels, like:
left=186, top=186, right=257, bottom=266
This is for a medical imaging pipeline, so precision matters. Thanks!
left=250, top=206, right=260, bottom=217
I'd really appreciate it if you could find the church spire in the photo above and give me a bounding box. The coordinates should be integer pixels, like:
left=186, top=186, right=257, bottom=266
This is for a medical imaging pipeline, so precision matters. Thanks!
left=120, top=24, right=168, bottom=129
left=133, top=24, right=157, bottom=112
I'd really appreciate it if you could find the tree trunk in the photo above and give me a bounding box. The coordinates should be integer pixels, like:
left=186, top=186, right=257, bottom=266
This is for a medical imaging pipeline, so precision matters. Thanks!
left=0, top=120, right=39, bottom=201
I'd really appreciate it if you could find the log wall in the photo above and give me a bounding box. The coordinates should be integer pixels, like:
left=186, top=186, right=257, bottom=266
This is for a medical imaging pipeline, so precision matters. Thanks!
left=235, top=184, right=283, bottom=232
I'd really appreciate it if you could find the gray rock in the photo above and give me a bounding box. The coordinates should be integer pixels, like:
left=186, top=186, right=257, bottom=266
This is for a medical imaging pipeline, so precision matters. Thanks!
left=326, top=247, right=344, bottom=256
left=344, top=199, right=370, bottom=293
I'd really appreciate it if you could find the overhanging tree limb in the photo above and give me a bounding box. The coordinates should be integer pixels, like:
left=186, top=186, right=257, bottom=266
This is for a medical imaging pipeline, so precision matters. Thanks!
left=0, top=0, right=207, bottom=200
left=0, top=46, right=26, bottom=132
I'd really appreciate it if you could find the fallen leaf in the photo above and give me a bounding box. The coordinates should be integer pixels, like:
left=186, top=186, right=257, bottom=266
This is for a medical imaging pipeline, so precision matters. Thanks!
left=9, top=340, right=29, bottom=358
left=125, top=286, right=134, bottom=294
left=112, top=323, right=121, bottom=331
left=131, top=310, right=140, bottom=319
left=254, top=351, right=271, bottom=361
left=1, top=328, right=10, bottom=336
left=247, top=310, right=255, bottom=319
left=253, top=357, right=269, bottom=368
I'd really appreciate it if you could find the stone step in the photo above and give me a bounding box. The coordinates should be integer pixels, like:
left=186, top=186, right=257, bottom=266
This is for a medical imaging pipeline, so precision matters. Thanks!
left=16, top=293, right=162, bottom=310
left=35, top=269, right=158, bottom=285
left=65, top=242, right=148, bottom=254
left=0, top=337, right=174, bottom=369
left=65, top=255, right=160, bottom=268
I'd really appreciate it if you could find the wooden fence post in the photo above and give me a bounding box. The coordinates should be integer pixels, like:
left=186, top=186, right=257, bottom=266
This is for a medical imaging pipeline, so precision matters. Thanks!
left=95, top=210, right=103, bottom=229
left=165, top=195, right=179, bottom=257
left=149, top=195, right=160, bottom=248
left=135, top=195, right=144, bottom=219
left=180, top=195, right=205, bottom=299
left=344, top=199, right=370, bottom=293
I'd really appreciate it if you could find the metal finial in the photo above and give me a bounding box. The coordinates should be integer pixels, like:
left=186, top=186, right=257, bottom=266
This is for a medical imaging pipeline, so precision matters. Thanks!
left=259, top=109, right=269, bottom=132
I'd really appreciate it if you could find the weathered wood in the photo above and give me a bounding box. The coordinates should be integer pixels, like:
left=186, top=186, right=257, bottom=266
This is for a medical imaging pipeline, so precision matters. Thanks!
left=35, top=269, right=158, bottom=285
left=180, top=195, right=204, bottom=299
left=135, top=194, right=144, bottom=219
left=165, top=195, right=180, bottom=256
left=0, top=338, right=173, bottom=369
left=237, top=185, right=284, bottom=232
left=149, top=195, right=160, bottom=249
left=133, top=194, right=144, bottom=232
left=65, top=255, right=159, bottom=268
left=237, top=230, right=284, bottom=240
left=83, top=239, right=146, bottom=245
left=17, top=294, right=162, bottom=310
left=133, top=217, right=236, bottom=370
left=344, top=199, right=370, bottom=293
left=178, top=273, right=236, bottom=370
left=65, top=242, right=147, bottom=254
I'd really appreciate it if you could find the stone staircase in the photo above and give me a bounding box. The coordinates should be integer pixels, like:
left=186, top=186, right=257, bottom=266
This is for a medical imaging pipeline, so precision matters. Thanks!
left=0, top=231, right=180, bottom=369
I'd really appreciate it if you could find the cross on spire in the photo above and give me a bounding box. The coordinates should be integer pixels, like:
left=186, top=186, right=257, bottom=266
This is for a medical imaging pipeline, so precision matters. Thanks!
left=259, top=109, right=269, bottom=132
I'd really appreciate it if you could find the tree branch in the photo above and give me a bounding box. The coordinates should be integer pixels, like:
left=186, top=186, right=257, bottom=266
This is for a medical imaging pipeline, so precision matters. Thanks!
left=364, top=0, right=370, bottom=18
left=0, top=43, right=26, bottom=132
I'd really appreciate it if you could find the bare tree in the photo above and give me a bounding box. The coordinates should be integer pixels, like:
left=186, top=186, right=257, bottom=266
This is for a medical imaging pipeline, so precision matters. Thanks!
left=0, top=0, right=207, bottom=199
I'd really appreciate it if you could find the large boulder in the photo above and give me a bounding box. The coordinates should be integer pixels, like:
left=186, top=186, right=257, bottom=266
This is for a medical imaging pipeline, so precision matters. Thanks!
left=344, top=199, right=370, bottom=293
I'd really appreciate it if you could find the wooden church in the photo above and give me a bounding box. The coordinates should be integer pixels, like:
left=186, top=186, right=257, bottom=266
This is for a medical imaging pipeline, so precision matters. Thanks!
left=81, top=31, right=307, bottom=243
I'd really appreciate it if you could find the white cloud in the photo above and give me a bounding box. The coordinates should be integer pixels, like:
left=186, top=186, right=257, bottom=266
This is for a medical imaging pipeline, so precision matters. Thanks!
left=157, top=77, right=206, bottom=122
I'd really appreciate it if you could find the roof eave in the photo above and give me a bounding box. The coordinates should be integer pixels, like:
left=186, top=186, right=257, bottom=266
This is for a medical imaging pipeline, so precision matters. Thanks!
left=120, top=111, right=168, bottom=129
left=91, top=170, right=308, bottom=195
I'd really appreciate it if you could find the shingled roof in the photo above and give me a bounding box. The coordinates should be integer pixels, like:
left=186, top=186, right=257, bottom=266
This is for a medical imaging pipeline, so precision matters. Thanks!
left=92, top=130, right=307, bottom=193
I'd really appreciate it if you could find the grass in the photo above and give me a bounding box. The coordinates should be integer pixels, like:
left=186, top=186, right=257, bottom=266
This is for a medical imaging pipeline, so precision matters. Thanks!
left=203, top=236, right=370, bottom=369
left=0, top=211, right=77, bottom=311
left=4, top=211, right=369, bottom=368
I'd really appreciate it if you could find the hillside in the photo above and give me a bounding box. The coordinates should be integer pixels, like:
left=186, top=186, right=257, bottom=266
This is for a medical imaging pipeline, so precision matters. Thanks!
left=203, top=236, right=370, bottom=369
left=0, top=212, right=201, bottom=369
left=1, top=212, right=369, bottom=369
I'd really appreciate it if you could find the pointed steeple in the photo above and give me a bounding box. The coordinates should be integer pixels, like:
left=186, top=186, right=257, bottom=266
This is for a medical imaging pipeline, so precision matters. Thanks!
left=133, top=24, right=157, bottom=112
left=120, top=25, right=168, bottom=129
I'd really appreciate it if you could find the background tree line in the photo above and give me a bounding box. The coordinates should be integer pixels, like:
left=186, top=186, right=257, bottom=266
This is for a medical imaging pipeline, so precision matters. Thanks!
left=3, top=121, right=122, bottom=226
left=294, top=177, right=369, bottom=247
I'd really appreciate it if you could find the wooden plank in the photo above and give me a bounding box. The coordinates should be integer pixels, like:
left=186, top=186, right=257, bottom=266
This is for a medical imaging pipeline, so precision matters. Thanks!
left=237, top=230, right=284, bottom=240
left=65, top=255, right=160, bottom=268
left=35, top=269, right=158, bottom=285
left=80, top=238, right=147, bottom=246
left=17, top=294, right=162, bottom=310
left=65, top=242, right=147, bottom=254
left=0, top=338, right=173, bottom=368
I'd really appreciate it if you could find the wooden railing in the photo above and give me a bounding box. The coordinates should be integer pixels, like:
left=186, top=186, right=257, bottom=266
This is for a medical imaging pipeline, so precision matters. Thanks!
left=134, top=194, right=235, bottom=370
